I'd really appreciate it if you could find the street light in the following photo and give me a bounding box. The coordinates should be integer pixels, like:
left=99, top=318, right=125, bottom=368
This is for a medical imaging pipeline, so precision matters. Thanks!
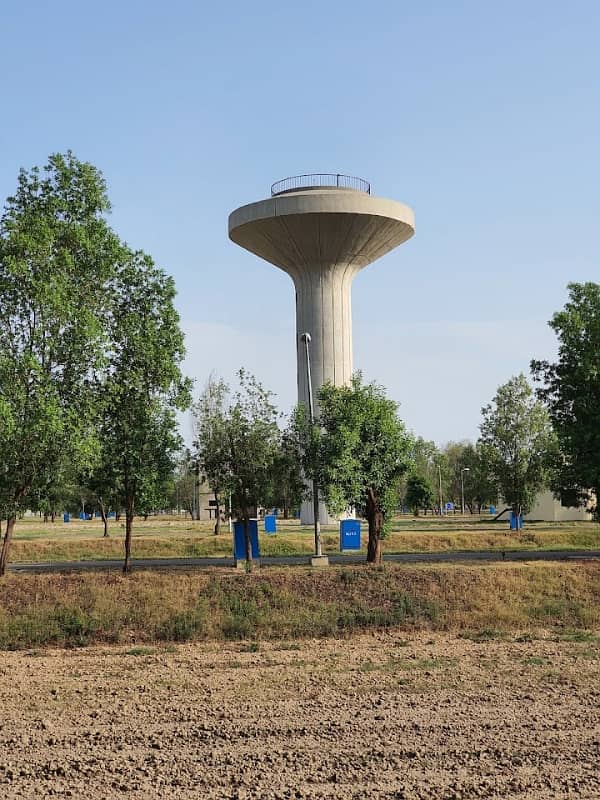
left=461, top=467, right=470, bottom=515
left=300, top=332, right=324, bottom=561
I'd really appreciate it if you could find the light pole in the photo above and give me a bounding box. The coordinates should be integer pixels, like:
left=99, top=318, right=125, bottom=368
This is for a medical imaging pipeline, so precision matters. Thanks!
left=300, top=332, right=325, bottom=562
left=461, top=467, right=470, bottom=515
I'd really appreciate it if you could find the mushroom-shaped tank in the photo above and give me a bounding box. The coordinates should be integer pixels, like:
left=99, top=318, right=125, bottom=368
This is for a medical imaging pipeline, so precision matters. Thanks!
left=228, top=174, right=415, bottom=417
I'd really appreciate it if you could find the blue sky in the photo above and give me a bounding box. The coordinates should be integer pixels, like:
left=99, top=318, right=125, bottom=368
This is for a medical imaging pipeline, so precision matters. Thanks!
left=1, top=0, right=598, bottom=443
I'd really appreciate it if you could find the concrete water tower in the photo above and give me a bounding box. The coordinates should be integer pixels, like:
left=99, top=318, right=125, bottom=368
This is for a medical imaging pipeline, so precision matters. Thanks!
left=228, top=173, right=414, bottom=523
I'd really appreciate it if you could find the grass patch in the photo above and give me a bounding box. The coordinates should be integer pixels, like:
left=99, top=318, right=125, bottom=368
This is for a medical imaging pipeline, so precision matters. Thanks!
left=555, top=629, right=600, bottom=643
left=125, top=646, right=156, bottom=656
left=0, top=561, right=598, bottom=649
left=459, top=628, right=507, bottom=642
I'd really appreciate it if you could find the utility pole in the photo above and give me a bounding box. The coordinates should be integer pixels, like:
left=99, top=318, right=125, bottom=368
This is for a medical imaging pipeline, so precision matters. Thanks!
left=301, top=333, right=328, bottom=566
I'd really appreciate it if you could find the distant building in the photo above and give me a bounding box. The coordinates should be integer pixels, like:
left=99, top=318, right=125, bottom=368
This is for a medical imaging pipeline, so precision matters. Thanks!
left=523, top=490, right=594, bottom=522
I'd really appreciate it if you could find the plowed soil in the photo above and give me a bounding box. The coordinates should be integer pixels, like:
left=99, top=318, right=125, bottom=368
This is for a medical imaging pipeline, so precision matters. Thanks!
left=0, top=632, right=598, bottom=799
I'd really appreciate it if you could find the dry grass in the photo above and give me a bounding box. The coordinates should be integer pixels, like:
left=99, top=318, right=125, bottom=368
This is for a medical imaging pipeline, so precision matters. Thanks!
left=6, top=515, right=600, bottom=563
left=0, top=561, right=598, bottom=649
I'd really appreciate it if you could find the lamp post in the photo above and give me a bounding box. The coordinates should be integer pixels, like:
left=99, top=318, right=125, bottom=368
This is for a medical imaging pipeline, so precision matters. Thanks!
left=461, top=467, right=470, bottom=515
left=300, top=332, right=324, bottom=561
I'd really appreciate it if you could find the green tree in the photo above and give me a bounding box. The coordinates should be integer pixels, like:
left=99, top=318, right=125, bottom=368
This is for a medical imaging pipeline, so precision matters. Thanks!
left=99, top=250, right=191, bottom=572
left=170, top=450, right=198, bottom=519
left=221, top=370, right=280, bottom=567
left=405, top=473, right=435, bottom=516
left=459, top=443, right=498, bottom=513
left=0, top=153, right=124, bottom=575
left=266, top=421, right=306, bottom=519
left=531, top=282, right=600, bottom=520
left=478, top=374, right=556, bottom=517
left=315, top=374, right=412, bottom=564
left=193, top=375, right=230, bottom=533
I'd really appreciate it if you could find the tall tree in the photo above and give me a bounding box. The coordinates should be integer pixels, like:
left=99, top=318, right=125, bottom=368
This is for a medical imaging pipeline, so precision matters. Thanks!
left=224, top=370, right=280, bottom=567
left=266, top=420, right=306, bottom=519
left=531, top=282, right=600, bottom=520
left=0, top=153, right=124, bottom=575
left=478, top=374, right=556, bottom=517
left=459, top=442, right=498, bottom=513
left=100, top=250, right=191, bottom=572
left=315, top=374, right=412, bottom=564
left=193, top=375, right=230, bottom=533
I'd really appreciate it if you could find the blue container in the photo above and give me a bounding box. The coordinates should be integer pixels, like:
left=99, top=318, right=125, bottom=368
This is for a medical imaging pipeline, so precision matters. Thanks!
left=264, top=515, right=277, bottom=534
left=79, top=511, right=85, bottom=520
left=233, top=520, right=260, bottom=560
left=340, top=519, right=361, bottom=551
left=108, top=511, right=116, bottom=518
left=489, top=505, right=497, bottom=515
left=63, top=512, right=70, bottom=523
left=509, top=512, right=523, bottom=530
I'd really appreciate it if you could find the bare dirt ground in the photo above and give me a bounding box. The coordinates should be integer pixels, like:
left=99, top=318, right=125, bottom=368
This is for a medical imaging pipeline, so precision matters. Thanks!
left=0, top=632, right=598, bottom=799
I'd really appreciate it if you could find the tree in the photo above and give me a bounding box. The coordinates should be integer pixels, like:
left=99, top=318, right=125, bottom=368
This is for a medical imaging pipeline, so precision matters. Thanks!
left=99, top=250, right=191, bottom=572
left=531, top=282, right=600, bottom=520
left=0, top=153, right=124, bottom=575
left=266, top=421, right=305, bottom=519
left=170, top=450, right=199, bottom=519
left=315, top=374, right=412, bottom=564
left=478, top=374, right=556, bottom=517
left=193, top=375, right=230, bottom=533
left=405, top=473, right=435, bottom=516
left=459, top=443, right=498, bottom=513
left=221, top=370, right=280, bottom=567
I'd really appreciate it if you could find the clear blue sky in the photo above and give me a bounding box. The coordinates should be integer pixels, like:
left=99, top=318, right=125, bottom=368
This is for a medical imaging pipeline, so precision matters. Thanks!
left=1, top=0, right=598, bottom=443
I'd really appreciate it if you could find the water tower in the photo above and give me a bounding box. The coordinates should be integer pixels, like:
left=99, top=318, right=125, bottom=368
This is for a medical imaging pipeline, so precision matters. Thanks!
left=228, top=174, right=414, bottom=523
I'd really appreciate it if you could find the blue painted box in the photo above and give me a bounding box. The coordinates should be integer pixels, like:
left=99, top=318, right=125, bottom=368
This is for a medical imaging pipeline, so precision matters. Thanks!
left=264, top=515, right=277, bottom=534
left=340, top=519, right=361, bottom=551
left=233, top=520, right=260, bottom=560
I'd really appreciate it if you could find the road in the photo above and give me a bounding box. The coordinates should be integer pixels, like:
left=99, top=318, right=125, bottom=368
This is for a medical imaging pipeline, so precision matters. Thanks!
left=7, top=549, right=600, bottom=573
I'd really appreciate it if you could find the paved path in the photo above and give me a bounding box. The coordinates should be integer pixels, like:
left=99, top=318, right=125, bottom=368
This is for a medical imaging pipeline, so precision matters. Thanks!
left=8, top=549, right=600, bottom=573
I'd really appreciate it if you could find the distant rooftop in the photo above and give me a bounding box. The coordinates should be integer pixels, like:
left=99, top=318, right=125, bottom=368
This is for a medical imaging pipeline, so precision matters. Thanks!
left=271, top=173, right=371, bottom=197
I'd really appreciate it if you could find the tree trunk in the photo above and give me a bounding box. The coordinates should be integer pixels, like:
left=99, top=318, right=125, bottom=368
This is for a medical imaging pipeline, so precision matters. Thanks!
left=99, top=500, right=109, bottom=538
left=43, top=512, right=49, bottom=523
left=243, top=510, right=253, bottom=570
left=366, top=488, right=383, bottom=565
left=116, top=510, right=121, bottom=522
left=213, top=491, right=221, bottom=535
left=51, top=510, right=56, bottom=523
left=0, top=516, right=17, bottom=577
left=123, top=497, right=134, bottom=574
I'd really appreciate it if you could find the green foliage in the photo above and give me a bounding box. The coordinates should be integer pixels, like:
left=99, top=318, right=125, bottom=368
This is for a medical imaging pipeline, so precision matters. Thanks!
left=459, top=442, right=498, bottom=512
left=315, top=375, right=412, bottom=522
left=312, top=374, right=412, bottom=562
left=531, top=282, right=600, bottom=520
left=405, top=473, right=435, bottom=515
left=193, top=374, right=230, bottom=522
left=478, top=374, right=556, bottom=514
left=265, top=419, right=306, bottom=517
left=97, top=250, right=192, bottom=568
left=220, top=370, right=280, bottom=522
left=0, top=153, right=126, bottom=569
